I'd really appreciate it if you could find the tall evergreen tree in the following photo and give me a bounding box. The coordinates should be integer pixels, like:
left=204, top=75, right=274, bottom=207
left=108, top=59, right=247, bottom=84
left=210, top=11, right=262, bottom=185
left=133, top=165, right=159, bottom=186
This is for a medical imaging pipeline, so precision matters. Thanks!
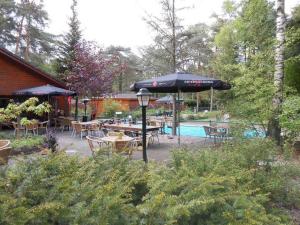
left=14, top=0, right=55, bottom=63
left=56, top=0, right=81, bottom=80
left=0, top=0, right=16, bottom=47
left=144, top=0, right=186, bottom=135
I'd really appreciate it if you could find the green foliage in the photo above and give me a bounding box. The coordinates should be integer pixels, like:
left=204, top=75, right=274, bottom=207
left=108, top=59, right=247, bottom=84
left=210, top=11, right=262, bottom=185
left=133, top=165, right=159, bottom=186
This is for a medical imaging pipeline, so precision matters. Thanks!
left=184, top=99, right=210, bottom=108
left=130, top=108, right=142, bottom=119
left=11, top=136, right=44, bottom=150
left=0, top=0, right=16, bottom=47
left=0, top=139, right=299, bottom=224
left=0, top=97, right=51, bottom=123
left=102, top=99, right=123, bottom=118
left=20, top=118, right=38, bottom=126
left=55, top=0, right=82, bottom=78
left=285, top=5, right=300, bottom=93
left=227, top=60, right=274, bottom=127
left=212, top=0, right=277, bottom=135
left=280, top=95, right=300, bottom=140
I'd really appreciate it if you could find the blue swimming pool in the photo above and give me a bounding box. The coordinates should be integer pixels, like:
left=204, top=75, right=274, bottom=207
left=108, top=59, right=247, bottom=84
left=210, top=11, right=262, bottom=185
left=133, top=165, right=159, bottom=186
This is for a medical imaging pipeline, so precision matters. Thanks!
left=164, top=125, right=206, bottom=137
left=164, top=125, right=265, bottom=138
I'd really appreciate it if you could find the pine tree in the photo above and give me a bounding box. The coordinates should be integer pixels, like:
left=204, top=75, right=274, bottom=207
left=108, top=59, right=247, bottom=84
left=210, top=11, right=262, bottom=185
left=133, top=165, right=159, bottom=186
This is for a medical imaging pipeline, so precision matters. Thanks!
left=56, top=0, right=81, bottom=80
left=14, top=0, right=55, bottom=63
left=0, top=0, right=16, bottom=47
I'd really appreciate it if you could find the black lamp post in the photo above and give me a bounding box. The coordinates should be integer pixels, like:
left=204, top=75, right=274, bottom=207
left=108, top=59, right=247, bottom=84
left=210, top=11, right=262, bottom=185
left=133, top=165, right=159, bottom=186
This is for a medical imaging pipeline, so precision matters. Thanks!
left=136, top=88, right=152, bottom=163
left=81, top=97, right=90, bottom=122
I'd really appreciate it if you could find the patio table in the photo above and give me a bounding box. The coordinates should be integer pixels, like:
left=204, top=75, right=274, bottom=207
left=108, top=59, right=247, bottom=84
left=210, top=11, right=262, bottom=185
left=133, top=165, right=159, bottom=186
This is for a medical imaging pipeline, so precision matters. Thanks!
left=80, top=120, right=100, bottom=126
left=103, top=123, right=161, bottom=133
left=100, top=135, right=134, bottom=151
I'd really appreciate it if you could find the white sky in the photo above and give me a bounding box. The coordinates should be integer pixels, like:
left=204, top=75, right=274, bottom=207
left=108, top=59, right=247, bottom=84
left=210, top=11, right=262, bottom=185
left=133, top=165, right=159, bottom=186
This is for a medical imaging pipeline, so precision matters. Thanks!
left=44, top=0, right=300, bottom=53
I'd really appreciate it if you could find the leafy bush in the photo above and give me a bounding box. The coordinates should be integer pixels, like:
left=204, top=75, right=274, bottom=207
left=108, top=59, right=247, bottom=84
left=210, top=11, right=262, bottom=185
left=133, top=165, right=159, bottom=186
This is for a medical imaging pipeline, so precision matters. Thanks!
left=11, top=136, right=44, bottom=150
left=102, top=99, right=123, bottom=118
left=185, top=99, right=197, bottom=107
left=280, top=95, right=300, bottom=141
left=185, top=99, right=210, bottom=108
left=0, top=139, right=299, bottom=224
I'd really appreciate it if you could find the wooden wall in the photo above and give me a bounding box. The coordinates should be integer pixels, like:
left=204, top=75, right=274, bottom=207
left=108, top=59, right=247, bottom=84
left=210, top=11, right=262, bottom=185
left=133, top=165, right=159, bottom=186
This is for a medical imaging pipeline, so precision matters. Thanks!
left=0, top=54, right=62, bottom=96
left=0, top=51, right=69, bottom=115
left=91, top=98, right=157, bottom=117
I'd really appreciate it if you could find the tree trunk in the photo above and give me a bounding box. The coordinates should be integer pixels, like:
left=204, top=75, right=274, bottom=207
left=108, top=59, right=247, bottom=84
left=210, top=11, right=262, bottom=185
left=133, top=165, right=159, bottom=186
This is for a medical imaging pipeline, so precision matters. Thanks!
left=118, top=72, right=123, bottom=93
left=270, top=0, right=285, bottom=146
left=15, top=15, right=25, bottom=55
left=171, top=0, right=177, bottom=135
left=24, top=24, right=30, bottom=61
left=210, top=87, right=214, bottom=112
left=196, top=92, right=199, bottom=113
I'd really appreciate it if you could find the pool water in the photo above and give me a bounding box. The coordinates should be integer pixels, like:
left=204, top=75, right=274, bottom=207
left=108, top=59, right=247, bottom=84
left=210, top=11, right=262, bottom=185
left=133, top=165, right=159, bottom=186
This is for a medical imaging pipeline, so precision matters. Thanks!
left=164, top=125, right=265, bottom=138
left=164, top=125, right=206, bottom=137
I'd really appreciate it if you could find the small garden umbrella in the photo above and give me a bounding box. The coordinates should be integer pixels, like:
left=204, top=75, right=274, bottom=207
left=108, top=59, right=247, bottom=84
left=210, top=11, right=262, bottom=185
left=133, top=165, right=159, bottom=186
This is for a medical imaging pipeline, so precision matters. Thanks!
left=14, top=84, right=76, bottom=96
left=130, top=72, right=231, bottom=144
left=14, top=84, right=76, bottom=122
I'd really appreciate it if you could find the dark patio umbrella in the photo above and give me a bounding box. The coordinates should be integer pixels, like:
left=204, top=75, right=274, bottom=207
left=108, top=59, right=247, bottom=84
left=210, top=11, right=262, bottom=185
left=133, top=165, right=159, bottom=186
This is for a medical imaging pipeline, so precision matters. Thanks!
left=130, top=72, right=231, bottom=144
left=14, top=84, right=76, bottom=123
left=130, top=72, right=231, bottom=93
left=14, top=84, right=76, bottom=96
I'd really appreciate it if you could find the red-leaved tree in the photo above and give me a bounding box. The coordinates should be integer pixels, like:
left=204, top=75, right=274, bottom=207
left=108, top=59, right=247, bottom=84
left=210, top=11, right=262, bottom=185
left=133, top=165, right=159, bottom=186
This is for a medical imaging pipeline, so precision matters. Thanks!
left=66, top=40, right=126, bottom=96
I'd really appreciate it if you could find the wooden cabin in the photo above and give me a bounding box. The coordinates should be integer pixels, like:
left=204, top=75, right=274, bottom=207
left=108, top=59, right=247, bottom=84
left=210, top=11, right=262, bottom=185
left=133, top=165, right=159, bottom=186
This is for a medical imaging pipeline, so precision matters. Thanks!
left=0, top=47, right=70, bottom=114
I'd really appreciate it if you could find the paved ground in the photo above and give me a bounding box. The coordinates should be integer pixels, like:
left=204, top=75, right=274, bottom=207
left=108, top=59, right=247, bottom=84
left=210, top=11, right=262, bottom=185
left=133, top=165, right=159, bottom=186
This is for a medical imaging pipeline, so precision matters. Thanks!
left=56, top=131, right=211, bottom=162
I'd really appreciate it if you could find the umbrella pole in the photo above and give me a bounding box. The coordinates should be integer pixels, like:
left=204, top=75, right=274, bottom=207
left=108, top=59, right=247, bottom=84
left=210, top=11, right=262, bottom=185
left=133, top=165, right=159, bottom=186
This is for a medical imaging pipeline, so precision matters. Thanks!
left=172, top=94, right=177, bottom=136
left=47, top=95, right=50, bottom=126
left=178, top=90, right=181, bottom=145
left=210, top=87, right=214, bottom=112
left=75, top=96, right=78, bottom=121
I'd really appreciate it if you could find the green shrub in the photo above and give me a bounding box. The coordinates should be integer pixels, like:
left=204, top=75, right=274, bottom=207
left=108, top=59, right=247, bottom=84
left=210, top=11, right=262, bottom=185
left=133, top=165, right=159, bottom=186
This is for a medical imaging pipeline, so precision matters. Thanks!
left=102, top=99, right=123, bottom=118
left=0, top=139, right=299, bottom=224
left=11, top=136, right=44, bottom=150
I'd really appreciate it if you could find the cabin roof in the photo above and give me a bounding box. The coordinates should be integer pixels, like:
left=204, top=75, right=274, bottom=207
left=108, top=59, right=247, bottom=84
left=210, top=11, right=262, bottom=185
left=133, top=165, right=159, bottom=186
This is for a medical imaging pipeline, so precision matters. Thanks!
left=0, top=47, right=66, bottom=88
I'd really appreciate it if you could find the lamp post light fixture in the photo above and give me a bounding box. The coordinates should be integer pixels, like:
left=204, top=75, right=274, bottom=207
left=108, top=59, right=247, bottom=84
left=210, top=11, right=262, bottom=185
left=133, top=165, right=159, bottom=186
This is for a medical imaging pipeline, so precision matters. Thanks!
left=81, top=97, right=90, bottom=122
left=136, top=88, right=152, bottom=163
